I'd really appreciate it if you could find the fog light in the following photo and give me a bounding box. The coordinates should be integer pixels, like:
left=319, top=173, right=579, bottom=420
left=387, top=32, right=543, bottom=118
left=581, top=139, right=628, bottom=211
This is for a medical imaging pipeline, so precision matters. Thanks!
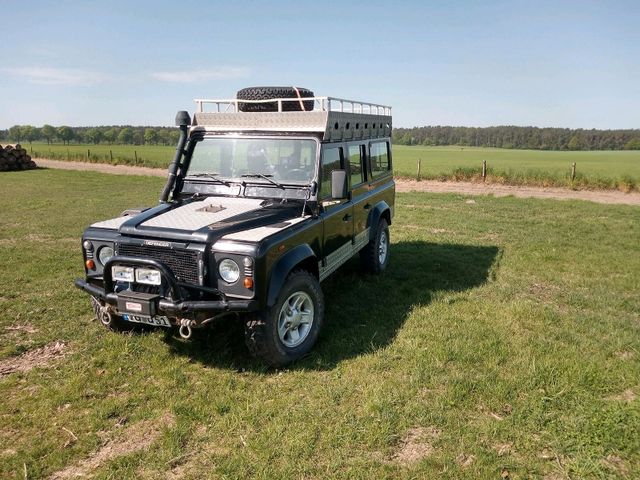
left=112, top=266, right=134, bottom=282
left=135, top=268, right=161, bottom=285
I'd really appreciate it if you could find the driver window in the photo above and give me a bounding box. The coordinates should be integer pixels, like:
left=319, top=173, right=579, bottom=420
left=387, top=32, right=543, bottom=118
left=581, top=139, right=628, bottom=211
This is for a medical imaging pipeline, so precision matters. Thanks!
left=320, top=147, right=343, bottom=199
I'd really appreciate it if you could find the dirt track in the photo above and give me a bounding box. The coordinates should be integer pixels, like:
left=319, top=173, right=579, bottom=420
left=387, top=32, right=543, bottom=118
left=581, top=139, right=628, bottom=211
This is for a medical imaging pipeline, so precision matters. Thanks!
left=34, top=158, right=640, bottom=206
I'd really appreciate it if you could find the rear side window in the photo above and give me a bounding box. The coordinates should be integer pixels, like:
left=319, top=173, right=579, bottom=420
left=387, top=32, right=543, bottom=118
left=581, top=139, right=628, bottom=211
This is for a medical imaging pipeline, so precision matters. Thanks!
left=348, top=145, right=365, bottom=187
left=320, top=147, right=343, bottom=198
left=369, top=141, right=390, bottom=179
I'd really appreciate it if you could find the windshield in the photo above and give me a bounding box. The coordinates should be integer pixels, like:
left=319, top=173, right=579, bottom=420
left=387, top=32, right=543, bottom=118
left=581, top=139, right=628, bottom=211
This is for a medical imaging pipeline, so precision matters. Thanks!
left=186, top=137, right=317, bottom=185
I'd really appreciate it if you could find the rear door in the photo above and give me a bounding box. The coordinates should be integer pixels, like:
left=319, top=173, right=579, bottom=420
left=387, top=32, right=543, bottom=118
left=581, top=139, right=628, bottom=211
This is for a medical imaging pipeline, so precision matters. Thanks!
left=347, top=143, right=371, bottom=249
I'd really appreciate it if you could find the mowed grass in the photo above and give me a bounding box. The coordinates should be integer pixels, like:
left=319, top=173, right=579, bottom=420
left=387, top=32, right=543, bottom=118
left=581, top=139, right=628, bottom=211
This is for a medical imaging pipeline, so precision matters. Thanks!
left=21, top=142, right=640, bottom=191
left=0, top=169, right=639, bottom=479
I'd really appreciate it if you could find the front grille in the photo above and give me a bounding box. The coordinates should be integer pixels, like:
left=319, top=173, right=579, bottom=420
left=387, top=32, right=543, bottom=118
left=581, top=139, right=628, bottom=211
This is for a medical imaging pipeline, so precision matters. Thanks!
left=117, top=243, right=200, bottom=284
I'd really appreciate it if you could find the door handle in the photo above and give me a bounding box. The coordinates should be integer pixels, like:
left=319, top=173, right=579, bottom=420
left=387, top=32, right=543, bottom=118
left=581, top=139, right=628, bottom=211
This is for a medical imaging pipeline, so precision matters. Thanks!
left=364, top=203, right=371, bottom=210
left=342, top=214, right=352, bottom=222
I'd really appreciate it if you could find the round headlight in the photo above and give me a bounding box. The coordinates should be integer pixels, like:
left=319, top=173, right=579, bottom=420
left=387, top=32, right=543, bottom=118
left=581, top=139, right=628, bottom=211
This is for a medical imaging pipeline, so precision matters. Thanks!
left=97, top=246, right=114, bottom=265
left=218, top=259, right=240, bottom=283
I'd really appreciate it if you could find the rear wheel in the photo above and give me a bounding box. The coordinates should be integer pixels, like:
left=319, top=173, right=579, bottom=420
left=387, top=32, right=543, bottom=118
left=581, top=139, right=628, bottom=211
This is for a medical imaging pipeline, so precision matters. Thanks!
left=360, top=219, right=390, bottom=274
left=244, top=270, right=324, bottom=367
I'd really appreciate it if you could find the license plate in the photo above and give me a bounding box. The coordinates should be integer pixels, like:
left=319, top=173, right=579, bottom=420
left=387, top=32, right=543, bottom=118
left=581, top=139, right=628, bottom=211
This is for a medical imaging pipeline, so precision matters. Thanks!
left=122, top=314, right=171, bottom=327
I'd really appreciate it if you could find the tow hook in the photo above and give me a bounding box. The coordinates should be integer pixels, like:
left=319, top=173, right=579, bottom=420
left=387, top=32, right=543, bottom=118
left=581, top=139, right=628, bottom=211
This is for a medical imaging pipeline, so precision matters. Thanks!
left=178, top=318, right=195, bottom=340
left=99, top=306, right=113, bottom=327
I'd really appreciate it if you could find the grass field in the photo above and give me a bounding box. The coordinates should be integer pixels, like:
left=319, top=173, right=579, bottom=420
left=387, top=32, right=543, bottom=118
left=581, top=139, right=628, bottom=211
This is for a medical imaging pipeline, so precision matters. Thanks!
left=1, top=170, right=638, bottom=479
left=20, top=142, right=640, bottom=191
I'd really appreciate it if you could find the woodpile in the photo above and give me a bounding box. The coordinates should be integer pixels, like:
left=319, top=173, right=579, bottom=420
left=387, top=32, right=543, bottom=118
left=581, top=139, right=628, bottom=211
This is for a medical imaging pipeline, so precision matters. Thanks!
left=0, top=144, right=37, bottom=171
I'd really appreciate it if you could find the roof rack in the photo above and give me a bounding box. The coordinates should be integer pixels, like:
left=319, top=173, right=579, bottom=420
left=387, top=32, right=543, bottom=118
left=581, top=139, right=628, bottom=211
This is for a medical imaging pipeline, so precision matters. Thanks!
left=194, top=96, right=392, bottom=116
left=191, top=96, right=392, bottom=142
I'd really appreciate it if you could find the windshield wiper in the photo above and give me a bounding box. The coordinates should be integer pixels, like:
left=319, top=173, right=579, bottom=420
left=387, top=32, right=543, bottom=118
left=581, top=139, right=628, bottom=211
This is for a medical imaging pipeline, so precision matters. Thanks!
left=186, top=173, right=230, bottom=185
left=241, top=173, right=285, bottom=189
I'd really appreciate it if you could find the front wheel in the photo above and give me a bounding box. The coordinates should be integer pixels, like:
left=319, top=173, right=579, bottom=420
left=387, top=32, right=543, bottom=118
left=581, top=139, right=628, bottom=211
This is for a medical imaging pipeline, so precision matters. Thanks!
left=244, top=270, right=324, bottom=367
left=360, top=219, right=390, bottom=273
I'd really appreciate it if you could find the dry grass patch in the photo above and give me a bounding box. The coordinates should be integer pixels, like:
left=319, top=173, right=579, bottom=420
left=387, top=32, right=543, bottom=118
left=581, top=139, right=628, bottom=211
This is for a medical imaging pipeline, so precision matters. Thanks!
left=607, top=388, right=637, bottom=403
left=391, top=426, right=441, bottom=467
left=0, top=341, right=67, bottom=377
left=49, top=411, right=175, bottom=479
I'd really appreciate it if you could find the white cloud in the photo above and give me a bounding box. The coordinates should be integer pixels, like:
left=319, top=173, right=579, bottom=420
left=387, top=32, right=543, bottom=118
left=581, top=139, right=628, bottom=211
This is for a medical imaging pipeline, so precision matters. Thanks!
left=3, top=67, right=108, bottom=86
left=150, top=67, right=250, bottom=83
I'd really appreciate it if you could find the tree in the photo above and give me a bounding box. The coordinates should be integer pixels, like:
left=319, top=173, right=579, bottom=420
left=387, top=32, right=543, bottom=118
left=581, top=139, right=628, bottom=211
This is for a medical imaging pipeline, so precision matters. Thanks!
left=57, top=126, right=74, bottom=145
left=42, top=125, right=56, bottom=144
left=8, top=125, right=22, bottom=143
left=144, top=128, right=159, bottom=145
left=86, top=128, right=104, bottom=144
left=624, top=138, right=640, bottom=150
left=157, top=129, right=170, bottom=146
left=168, top=130, right=180, bottom=145
left=21, top=125, right=39, bottom=144
left=117, top=127, right=133, bottom=144
left=103, top=128, right=118, bottom=144
left=567, top=135, right=582, bottom=150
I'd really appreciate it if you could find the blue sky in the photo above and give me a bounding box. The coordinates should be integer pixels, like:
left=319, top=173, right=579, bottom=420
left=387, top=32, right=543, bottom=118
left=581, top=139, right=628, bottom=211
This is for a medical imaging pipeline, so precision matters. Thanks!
left=1, top=0, right=638, bottom=129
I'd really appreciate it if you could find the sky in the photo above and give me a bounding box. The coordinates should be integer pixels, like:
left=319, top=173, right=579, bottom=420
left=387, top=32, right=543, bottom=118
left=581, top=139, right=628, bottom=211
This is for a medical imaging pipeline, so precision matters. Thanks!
left=0, top=0, right=638, bottom=129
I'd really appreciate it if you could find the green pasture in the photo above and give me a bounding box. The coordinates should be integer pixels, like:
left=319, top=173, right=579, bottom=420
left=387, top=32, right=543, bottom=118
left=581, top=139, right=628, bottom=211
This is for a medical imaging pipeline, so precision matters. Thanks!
left=19, top=142, right=640, bottom=191
left=392, top=145, right=640, bottom=190
left=1, top=169, right=638, bottom=478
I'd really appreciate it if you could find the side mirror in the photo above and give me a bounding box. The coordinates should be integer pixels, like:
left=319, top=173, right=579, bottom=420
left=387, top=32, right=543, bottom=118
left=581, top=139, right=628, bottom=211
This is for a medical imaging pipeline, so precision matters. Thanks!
left=331, top=170, right=348, bottom=200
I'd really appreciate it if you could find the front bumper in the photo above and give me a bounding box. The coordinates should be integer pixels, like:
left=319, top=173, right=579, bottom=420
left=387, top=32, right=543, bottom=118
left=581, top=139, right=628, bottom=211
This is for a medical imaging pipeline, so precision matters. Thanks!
left=74, top=255, right=258, bottom=318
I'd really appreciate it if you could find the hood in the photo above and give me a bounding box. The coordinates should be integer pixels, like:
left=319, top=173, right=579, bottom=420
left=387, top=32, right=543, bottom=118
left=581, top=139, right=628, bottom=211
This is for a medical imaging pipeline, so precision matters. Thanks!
left=90, top=196, right=306, bottom=243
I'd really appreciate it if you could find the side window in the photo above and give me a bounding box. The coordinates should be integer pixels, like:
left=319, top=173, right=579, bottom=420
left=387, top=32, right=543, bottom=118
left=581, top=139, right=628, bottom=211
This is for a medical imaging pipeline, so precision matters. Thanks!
left=320, top=147, right=343, bottom=199
left=348, top=145, right=365, bottom=187
left=369, top=141, right=390, bottom=179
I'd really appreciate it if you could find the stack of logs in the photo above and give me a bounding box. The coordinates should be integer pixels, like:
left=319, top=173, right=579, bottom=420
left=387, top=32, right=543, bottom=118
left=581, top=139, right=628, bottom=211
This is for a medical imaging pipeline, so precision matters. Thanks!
left=0, top=144, right=37, bottom=171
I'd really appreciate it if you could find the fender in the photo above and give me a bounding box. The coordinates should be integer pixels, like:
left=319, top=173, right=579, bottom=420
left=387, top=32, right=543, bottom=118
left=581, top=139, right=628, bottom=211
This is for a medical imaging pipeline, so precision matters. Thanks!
left=367, top=200, right=392, bottom=235
left=267, top=244, right=317, bottom=307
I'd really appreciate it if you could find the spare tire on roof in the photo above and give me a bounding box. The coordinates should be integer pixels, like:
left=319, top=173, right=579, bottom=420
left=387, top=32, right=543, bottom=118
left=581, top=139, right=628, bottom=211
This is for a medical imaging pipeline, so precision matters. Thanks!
left=237, top=86, right=315, bottom=112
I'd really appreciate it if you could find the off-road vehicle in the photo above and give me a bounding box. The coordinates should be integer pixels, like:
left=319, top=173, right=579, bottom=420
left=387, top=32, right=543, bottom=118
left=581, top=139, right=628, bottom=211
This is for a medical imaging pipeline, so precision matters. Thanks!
left=75, top=86, right=394, bottom=366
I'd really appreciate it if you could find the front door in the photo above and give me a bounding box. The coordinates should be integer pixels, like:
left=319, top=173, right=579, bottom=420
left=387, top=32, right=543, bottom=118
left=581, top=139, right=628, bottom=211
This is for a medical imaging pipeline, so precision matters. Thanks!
left=318, top=145, right=353, bottom=279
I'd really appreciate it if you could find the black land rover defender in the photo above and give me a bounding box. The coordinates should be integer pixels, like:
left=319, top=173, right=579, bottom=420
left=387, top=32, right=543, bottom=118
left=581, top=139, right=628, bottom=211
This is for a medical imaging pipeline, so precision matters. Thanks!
left=75, top=87, right=394, bottom=366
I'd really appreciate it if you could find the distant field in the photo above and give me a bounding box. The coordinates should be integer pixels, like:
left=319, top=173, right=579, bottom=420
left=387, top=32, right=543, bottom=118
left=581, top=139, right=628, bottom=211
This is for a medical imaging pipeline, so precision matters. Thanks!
left=20, top=142, right=640, bottom=191
left=393, top=146, right=640, bottom=190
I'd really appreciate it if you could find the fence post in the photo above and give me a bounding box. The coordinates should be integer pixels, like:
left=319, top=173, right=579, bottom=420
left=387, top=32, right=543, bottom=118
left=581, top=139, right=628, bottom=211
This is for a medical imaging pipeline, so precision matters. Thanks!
left=417, top=158, right=422, bottom=181
left=110, top=150, right=113, bottom=162
left=571, top=162, right=576, bottom=181
left=87, top=149, right=90, bottom=161
left=134, top=150, right=138, bottom=164
left=482, top=160, right=487, bottom=181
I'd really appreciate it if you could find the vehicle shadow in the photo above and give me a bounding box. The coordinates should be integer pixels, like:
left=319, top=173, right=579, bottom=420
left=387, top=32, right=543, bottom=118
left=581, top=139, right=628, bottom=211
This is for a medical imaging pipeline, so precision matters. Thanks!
left=165, top=241, right=500, bottom=372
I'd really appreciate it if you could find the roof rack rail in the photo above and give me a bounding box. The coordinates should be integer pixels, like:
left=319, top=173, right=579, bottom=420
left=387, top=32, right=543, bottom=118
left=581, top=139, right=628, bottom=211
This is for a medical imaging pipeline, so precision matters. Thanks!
left=194, top=96, right=392, bottom=116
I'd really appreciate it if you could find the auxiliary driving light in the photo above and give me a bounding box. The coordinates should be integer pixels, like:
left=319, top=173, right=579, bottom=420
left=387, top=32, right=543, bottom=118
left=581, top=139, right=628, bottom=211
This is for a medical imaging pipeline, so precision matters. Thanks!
left=112, top=266, right=134, bottom=282
left=135, top=268, right=162, bottom=286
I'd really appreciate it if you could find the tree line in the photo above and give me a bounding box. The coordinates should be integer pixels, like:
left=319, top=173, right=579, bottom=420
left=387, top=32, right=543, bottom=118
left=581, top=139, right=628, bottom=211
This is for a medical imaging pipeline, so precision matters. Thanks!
left=0, top=125, right=181, bottom=146
left=392, top=126, right=640, bottom=150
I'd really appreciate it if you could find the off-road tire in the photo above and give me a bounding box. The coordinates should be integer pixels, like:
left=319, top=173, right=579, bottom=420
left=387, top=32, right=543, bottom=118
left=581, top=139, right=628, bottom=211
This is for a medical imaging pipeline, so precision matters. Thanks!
left=244, top=270, right=324, bottom=367
left=360, top=219, right=390, bottom=274
left=237, top=86, right=315, bottom=112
